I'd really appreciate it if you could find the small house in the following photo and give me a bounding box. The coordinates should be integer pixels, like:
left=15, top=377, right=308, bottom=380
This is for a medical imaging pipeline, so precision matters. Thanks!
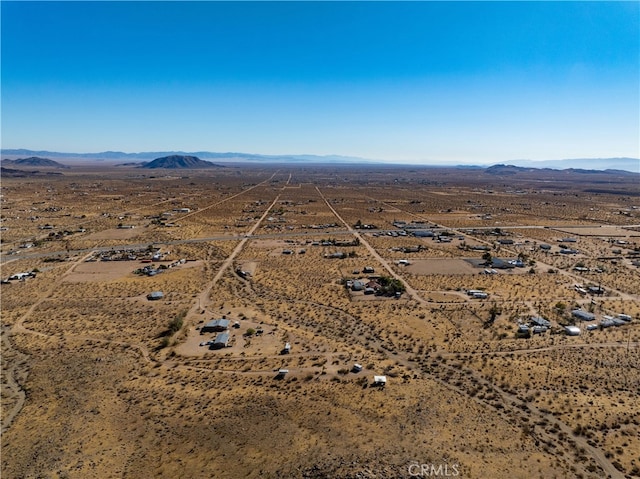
left=600, top=318, right=616, bottom=329
left=516, top=324, right=531, bottom=338
left=572, top=309, right=595, bottom=321
left=202, top=319, right=230, bottom=333
left=281, top=342, right=291, bottom=355
left=352, top=364, right=363, bottom=373
left=491, top=258, right=515, bottom=269
left=530, top=316, right=551, bottom=327
left=366, top=280, right=381, bottom=290
left=532, top=325, right=548, bottom=334
left=363, top=266, right=375, bottom=274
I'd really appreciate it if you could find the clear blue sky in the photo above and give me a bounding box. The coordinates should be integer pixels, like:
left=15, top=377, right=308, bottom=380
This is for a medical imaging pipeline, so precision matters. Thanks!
left=2, top=1, right=638, bottom=163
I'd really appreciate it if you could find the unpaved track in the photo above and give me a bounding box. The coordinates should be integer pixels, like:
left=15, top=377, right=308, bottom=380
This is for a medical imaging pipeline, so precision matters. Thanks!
left=1, top=327, right=28, bottom=435
left=188, top=193, right=282, bottom=320
left=2, top=252, right=93, bottom=433
left=174, top=172, right=278, bottom=223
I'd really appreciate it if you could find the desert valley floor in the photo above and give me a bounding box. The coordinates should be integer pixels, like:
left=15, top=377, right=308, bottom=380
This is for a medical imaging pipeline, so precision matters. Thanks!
left=1, top=163, right=639, bottom=478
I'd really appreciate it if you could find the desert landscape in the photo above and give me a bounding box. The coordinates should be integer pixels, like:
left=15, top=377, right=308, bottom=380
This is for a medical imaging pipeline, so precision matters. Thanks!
left=1, top=162, right=639, bottom=478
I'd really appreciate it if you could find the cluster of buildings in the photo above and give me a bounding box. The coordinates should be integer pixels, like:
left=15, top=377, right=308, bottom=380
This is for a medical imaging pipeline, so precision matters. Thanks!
left=199, top=318, right=242, bottom=349
left=570, top=309, right=633, bottom=333
left=517, top=316, right=551, bottom=337
left=133, top=258, right=186, bottom=277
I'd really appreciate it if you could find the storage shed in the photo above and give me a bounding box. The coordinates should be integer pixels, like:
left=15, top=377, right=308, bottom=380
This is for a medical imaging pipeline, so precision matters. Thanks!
left=373, top=375, right=387, bottom=387
left=565, top=325, right=581, bottom=336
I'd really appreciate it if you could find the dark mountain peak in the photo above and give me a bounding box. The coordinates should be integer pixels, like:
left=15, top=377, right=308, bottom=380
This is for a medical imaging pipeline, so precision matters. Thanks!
left=141, top=155, right=223, bottom=169
left=2, top=156, right=68, bottom=168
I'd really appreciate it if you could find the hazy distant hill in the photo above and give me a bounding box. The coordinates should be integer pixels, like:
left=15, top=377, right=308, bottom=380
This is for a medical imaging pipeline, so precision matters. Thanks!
left=484, top=165, right=531, bottom=175
left=2, top=156, right=69, bottom=168
left=141, top=155, right=223, bottom=169
left=485, top=164, right=638, bottom=177
left=500, top=158, right=639, bottom=173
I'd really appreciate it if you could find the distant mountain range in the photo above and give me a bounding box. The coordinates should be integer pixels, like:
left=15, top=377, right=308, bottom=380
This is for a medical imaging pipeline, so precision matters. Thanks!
left=498, top=157, right=638, bottom=173
left=484, top=164, right=638, bottom=176
left=0, top=149, right=371, bottom=165
left=1, top=149, right=638, bottom=173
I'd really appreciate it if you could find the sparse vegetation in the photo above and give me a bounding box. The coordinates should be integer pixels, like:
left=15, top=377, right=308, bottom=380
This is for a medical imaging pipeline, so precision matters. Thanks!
left=2, top=165, right=638, bottom=479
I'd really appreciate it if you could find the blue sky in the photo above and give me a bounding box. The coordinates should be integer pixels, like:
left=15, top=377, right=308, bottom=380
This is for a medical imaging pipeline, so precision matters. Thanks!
left=2, top=1, right=638, bottom=163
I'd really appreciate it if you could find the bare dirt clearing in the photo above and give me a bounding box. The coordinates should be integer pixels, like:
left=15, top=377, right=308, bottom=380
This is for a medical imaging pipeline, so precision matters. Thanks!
left=405, top=258, right=480, bottom=275
left=81, top=227, right=142, bottom=241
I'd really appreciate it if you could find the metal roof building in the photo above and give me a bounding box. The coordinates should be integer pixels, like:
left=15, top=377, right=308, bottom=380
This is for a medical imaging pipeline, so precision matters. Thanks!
left=202, top=319, right=231, bottom=332
left=210, top=332, right=230, bottom=349
left=530, top=316, right=551, bottom=327
left=565, top=325, right=581, bottom=336
left=572, top=309, right=595, bottom=321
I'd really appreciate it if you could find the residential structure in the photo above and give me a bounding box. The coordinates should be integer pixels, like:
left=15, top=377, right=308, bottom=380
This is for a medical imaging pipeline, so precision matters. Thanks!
left=202, top=319, right=230, bottom=333
left=572, top=309, right=595, bottom=321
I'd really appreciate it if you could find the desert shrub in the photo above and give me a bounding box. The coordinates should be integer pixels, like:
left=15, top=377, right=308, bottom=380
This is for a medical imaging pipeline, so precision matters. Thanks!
left=168, top=310, right=187, bottom=334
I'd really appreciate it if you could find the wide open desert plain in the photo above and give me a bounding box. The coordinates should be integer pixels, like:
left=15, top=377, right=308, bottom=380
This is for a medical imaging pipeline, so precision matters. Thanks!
left=2, top=164, right=639, bottom=478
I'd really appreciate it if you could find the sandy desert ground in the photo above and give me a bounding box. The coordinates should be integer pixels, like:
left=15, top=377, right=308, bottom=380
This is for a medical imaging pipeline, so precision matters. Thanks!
left=1, top=164, right=639, bottom=478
